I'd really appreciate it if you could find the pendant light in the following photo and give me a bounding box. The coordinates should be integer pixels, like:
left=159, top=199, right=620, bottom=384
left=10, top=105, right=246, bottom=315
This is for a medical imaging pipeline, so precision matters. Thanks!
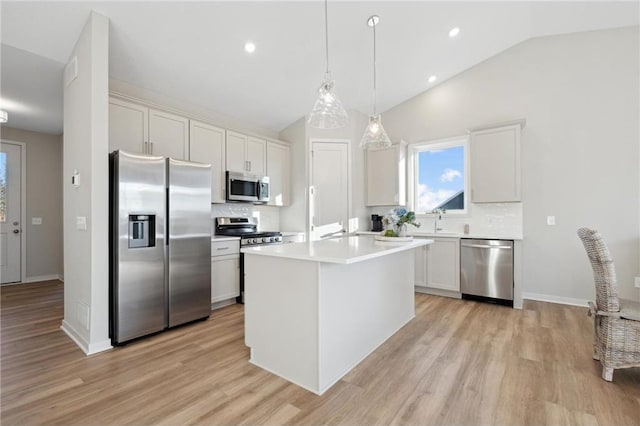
left=308, top=0, right=349, bottom=129
left=360, top=15, right=391, bottom=149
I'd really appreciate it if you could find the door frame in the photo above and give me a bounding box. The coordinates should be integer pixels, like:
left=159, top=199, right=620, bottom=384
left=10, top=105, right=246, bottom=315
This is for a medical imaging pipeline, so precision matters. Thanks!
left=0, top=139, right=27, bottom=284
left=307, top=138, right=352, bottom=240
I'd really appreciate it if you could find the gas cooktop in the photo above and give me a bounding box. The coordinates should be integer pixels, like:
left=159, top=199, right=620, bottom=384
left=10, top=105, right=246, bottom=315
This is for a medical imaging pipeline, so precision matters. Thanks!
left=215, top=217, right=282, bottom=247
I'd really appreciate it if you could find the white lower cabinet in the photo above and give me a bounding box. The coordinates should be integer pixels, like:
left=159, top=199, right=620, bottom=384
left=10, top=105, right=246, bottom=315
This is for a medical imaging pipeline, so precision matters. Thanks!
left=414, top=244, right=427, bottom=288
left=415, top=237, right=460, bottom=294
left=211, top=240, right=240, bottom=304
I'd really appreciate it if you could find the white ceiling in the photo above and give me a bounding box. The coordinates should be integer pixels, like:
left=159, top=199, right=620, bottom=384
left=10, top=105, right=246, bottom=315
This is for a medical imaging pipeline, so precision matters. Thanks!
left=1, top=1, right=638, bottom=135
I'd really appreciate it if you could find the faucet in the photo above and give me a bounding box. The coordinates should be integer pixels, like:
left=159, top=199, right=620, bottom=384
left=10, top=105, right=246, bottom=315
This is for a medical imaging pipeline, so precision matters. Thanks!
left=432, top=209, right=446, bottom=233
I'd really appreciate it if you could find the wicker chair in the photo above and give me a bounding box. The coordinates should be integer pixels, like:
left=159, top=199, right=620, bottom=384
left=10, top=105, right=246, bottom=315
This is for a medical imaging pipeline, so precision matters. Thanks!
left=577, top=228, right=640, bottom=381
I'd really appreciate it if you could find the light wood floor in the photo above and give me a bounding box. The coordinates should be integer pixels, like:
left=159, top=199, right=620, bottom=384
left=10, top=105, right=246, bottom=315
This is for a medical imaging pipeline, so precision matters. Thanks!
left=1, top=280, right=639, bottom=425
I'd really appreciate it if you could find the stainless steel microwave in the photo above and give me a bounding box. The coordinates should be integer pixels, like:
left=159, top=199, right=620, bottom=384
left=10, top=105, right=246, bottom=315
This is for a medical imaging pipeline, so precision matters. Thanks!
left=226, top=171, right=270, bottom=203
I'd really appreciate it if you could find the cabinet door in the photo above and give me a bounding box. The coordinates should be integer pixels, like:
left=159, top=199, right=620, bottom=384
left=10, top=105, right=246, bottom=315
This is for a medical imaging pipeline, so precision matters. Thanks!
left=211, top=255, right=240, bottom=303
left=226, top=130, right=247, bottom=173
left=266, top=141, right=290, bottom=206
left=109, top=98, right=148, bottom=154
left=470, top=124, right=521, bottom=202
left=247, top=136, right=266, bottom=175
left=414, top=244, right=427, bottom=288
left=427, top=238, right=460, bottom=291
left=366, top=144, right=406, bottom=206
left=148, top=109, right=189, bottom=159
left=190, top=120, right=226, bottom=203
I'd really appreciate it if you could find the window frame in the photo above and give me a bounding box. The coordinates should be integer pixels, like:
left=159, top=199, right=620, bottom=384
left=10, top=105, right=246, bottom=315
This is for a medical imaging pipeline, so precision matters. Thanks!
left=407, top=135, right=470, bottom=216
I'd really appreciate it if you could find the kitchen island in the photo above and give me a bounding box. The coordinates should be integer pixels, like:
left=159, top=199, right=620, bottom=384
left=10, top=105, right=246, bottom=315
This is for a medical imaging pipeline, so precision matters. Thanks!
left=242, top=235, right=432, bottom=395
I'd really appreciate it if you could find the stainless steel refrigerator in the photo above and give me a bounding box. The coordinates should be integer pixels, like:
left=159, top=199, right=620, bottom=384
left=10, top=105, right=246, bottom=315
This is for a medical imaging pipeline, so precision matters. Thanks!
left=109, top=150, right=211, bottom=345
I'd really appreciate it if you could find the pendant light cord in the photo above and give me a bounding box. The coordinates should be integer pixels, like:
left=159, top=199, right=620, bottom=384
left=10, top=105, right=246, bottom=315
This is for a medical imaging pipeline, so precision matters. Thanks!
left=324, top=0, right=329, bottom=74
left=372, top=20, right=377, bottom=115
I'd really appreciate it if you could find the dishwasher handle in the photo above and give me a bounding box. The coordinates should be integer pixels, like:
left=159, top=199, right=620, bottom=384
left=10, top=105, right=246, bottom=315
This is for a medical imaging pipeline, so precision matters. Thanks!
left=461, top=242, right=512, bottom=250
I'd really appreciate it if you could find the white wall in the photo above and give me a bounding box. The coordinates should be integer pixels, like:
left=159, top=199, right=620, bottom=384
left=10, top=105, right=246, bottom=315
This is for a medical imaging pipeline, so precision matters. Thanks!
left=61, top=11, right=111, bottom=354
left=381, top=26, right=640, bottom=302
left=279, top=110, right=370, bottom=238
left=279, top=117, right=308, bottom=233
left=1, top=127, right=63, bottom=281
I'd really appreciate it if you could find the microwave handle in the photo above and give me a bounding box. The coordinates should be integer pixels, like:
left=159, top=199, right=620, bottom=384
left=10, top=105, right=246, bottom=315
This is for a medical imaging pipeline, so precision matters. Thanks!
left=256, top=180, right=262, bottom=197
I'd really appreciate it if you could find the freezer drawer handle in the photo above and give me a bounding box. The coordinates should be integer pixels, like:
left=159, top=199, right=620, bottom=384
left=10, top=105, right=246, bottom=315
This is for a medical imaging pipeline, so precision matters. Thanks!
left=461, top=243, right=512, bottom=249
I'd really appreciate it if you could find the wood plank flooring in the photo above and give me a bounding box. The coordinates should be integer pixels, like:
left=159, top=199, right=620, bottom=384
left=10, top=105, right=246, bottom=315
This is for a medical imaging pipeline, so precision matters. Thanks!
left=1, top=280, right=639, bottom=425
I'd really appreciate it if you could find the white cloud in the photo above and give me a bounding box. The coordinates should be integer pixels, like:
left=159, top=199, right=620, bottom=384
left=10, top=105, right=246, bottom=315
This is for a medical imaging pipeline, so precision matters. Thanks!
left=440, top=168, right=461, bottom=183
left=416, top=183, right=456, bottom=212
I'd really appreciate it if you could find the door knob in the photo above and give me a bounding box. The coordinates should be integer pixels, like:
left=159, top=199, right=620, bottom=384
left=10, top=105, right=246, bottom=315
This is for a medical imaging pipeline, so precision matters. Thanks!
left=13, top=229, right=20, bottom=234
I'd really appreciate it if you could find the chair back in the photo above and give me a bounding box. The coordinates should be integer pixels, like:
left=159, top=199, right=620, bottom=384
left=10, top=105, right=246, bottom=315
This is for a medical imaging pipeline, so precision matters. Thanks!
left=577, top=228, right=619, bottom=312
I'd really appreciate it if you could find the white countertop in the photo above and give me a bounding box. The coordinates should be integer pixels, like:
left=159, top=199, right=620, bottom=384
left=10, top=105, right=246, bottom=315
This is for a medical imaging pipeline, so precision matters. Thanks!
left=242, top=235, right=432, bottom=264
left=280, top=231, right=305, bottom=237
left=357, top=231, right=523, bottom=241
left=211, top=235, right=240, bottom=242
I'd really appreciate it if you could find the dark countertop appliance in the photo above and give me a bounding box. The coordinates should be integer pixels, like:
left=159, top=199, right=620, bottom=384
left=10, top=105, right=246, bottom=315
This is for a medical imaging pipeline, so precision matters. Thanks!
left=215, top=217, right=282, bottom=303
left=371, top=214, right=383, bottom=232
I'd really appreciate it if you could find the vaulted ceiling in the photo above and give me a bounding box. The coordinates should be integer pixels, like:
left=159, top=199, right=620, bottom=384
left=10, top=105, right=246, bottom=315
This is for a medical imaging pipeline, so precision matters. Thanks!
left=1, top=1, right=638, bottom=135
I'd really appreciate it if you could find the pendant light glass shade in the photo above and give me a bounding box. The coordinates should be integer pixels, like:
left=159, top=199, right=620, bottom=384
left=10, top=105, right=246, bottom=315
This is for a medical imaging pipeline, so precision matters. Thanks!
left=361, top=15, right=391, bottom=149
left=360, top=114, right=391, bottom=148
left=308, top=0, right=348, bottom=129
left=308, top=72, right=349, bottom=129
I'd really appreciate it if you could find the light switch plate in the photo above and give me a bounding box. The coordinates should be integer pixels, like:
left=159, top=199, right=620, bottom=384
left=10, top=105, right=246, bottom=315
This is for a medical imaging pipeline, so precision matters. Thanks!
left=546, top=216, right=556, bottom=226
left=32, top=217, right=43, bottom=225
left=635, top=277, right=640, bottom=288
left=76, top=216, right=87, bottom=231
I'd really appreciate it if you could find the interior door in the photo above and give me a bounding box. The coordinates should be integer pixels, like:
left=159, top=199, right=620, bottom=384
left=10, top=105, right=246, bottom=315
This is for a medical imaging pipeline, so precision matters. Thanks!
left=0, top=142, right=22, bottom=283
left=310, top=141, right=349, bottom=241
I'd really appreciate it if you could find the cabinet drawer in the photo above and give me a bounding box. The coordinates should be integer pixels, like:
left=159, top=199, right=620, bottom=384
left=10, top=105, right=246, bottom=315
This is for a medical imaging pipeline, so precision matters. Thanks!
left=211, top=240, right=239, bottom=256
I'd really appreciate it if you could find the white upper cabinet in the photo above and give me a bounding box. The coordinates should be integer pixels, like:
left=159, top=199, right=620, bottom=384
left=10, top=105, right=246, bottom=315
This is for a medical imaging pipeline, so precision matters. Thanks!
left=366, top=142, right=406, bottom=206
left=469, top=121, right=524, bottom=203
left=266, top=141, right=290, bottom=207
left=189, top=120, right=226, bottom=203
left=225, top=131, right=266, bottom=175
left=247, top=136, right=266, bottom=175
left=109, top=97, right=148, bottom=154
left=148, top=109, right=189, bottom=160
left=226, top=130, right=248, bottom=173
left=109, top=97, right=189, bottom=159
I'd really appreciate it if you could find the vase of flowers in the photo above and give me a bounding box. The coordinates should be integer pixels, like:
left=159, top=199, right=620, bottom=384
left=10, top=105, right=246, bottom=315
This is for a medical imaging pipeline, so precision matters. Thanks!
left=382, top=207, right=421, bottom=237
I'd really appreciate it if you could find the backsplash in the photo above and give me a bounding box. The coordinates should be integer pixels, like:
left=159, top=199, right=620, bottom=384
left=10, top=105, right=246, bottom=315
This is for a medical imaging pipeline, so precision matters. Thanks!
left=369, top=203, right=523, bottom=238
left=211, top=204, right=280, bottom=232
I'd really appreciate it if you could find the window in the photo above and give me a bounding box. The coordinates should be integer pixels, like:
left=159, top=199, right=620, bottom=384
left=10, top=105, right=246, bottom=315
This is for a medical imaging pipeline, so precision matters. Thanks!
left=409, top=137, right=468, bottom=214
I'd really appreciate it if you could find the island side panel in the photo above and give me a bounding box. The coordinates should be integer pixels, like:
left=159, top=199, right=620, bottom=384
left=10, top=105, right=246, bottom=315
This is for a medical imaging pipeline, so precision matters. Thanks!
left=244, top=254, right=320, bottom=393
left=318, top=249, right=415, bottom=393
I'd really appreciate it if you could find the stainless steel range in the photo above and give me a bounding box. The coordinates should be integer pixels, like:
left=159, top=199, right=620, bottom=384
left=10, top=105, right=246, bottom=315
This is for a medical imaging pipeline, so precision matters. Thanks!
left=215, top=217, right=282, bottom=303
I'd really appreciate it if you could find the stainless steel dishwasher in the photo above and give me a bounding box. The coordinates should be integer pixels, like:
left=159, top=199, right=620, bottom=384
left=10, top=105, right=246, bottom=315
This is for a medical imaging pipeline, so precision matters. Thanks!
left=460, top=239, right=514, bottom=306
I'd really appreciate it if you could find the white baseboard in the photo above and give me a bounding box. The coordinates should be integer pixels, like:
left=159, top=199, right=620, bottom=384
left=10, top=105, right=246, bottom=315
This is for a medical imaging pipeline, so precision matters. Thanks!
left=61, top=320, right=90, bottom=354
left=87, top=339, right=113, bottom=355
left=522, top=292, right=589, bottom=307
left=22, top=274, right=63, bottom=283
left=60, top=320, right=113, bottom=356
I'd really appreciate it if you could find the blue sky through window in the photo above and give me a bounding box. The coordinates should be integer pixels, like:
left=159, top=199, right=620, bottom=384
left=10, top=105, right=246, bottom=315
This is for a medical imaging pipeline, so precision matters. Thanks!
left=416, top=146, right=464, bottom=212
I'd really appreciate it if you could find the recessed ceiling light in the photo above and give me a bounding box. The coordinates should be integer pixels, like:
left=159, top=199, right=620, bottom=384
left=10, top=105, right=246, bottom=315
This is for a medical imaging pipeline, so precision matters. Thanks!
left=449, top=27, right=460, bottom=38
left=244, top=42, right=256, bottom=54
left=428, top=75, right=437, bottom=83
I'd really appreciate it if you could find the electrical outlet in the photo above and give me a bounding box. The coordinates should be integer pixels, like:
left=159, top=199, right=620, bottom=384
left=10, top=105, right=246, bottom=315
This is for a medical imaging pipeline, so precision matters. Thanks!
left=546, top=216, right=556, bottom=226
left=635, top=277, right=640, bottom=288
